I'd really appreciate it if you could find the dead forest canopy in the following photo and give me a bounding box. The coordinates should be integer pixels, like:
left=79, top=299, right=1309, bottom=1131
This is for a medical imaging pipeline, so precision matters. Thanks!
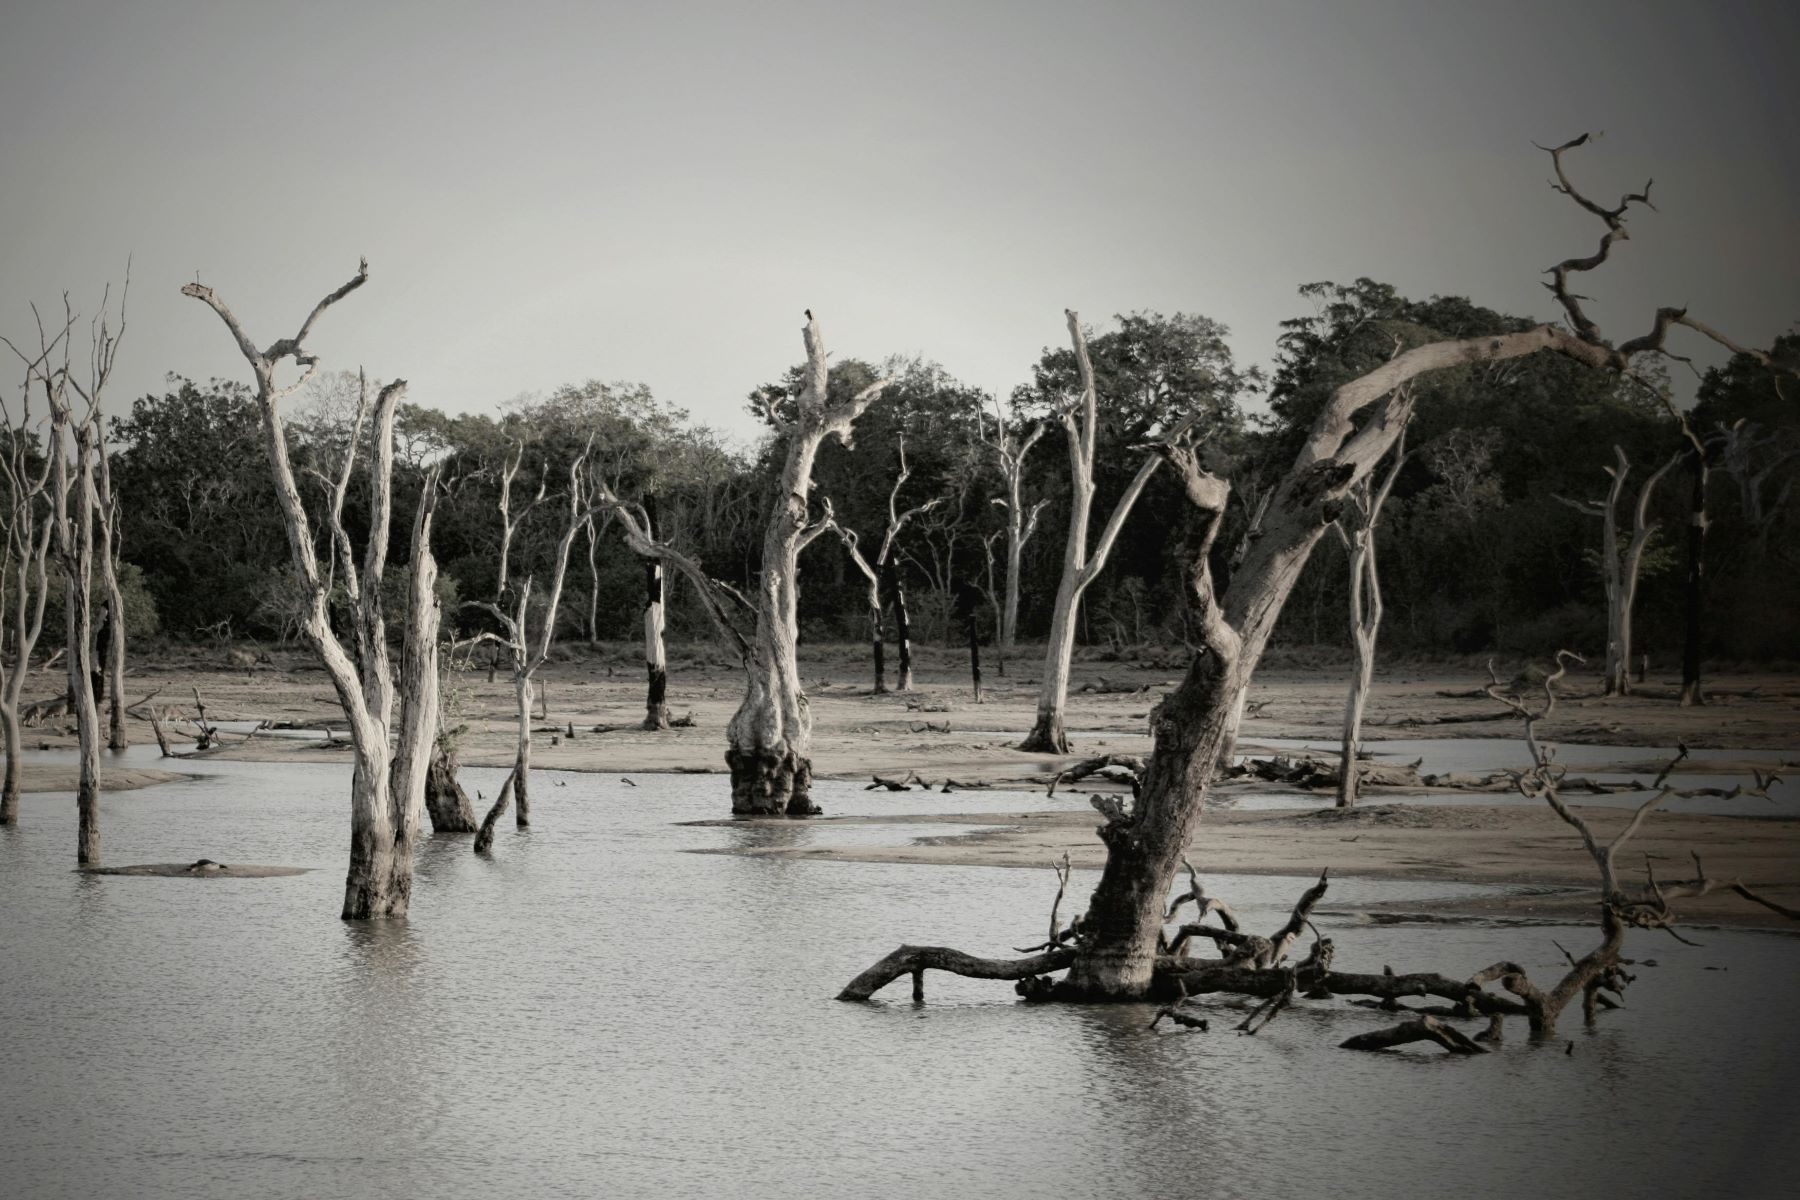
left=96, top=283, right=1797, bottom=665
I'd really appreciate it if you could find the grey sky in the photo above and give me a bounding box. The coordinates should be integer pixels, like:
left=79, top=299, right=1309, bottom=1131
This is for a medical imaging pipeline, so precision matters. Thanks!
left=3, top=0, right=1794, bottom=440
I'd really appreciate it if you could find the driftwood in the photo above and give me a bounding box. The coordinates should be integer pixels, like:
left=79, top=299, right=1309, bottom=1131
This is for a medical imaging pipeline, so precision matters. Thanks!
left=1341, top=1014, right=1488, bottom=1055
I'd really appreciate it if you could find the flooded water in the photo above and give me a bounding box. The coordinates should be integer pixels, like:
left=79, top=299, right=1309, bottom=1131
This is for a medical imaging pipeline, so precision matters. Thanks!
left=3, top=749, right=1798, bottom=1198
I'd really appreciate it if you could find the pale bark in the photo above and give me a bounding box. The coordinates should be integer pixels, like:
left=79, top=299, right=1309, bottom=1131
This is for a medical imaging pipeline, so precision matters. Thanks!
left=466, top=445, right=591, bottom=833
left=1021, top=311, right=1174, bottom=754
left=1558, top=446, right=1680, bottom=696
left=0, top=369, right=56, bottom=826
left=92, top=429, right=128, bottom=749
left=50, top=396, right=103, bottom=864
left=16, top=296, right=119, bottom=863
left=981, top=396, right=1048, bottom=658
left=1334, top=423, right=1409, bottom=807
left=183, top=262, right=436, bottom=919
left=822, top=440, right=940, bottom=695
left=651, top=315, right=885, bottom=815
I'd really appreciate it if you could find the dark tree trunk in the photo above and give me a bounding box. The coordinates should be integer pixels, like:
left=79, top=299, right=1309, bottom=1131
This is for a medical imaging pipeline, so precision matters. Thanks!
left=883, top=555, right=915, bottom=691
left=955, top=580, right=983, bottom=701
left=726, top=744, right=816, bottom=816
left=1680, top=449, right=1708, bottom=707
left=424, top=742, right=478, bottom=834
left=642, top=495, right=670, bottom=731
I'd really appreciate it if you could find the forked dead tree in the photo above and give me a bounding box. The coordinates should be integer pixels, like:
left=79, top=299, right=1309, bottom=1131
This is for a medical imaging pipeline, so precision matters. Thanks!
left=1557, top=444, right=1680, bottom=695
left=594, top=314, right=887, bottom=814
left=1022, top=312, right=1185, bottom=754
left=842, top=134, right=1800, bottom=1002
left=1333, top=412, right=1411, bottom=807
left=979, top=395, right=1049, bottom=662
left=0, top=337, right=60, bottom=826
left=465, top=440, right=592, bottom=835
left=183, top=261, right=443, bottom=918
left=10, top=295, right=119, bottom=864
left=822, top=437, right=941, bottom=694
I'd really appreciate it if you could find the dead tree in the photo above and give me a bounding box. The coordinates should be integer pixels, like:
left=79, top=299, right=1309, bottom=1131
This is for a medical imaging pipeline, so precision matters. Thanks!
left=724, top=314, right=889, bottom=813
left=637, top=494, right=670, bottom=729
left=595, top=314, right=886, bottom=814
left=842, top=134, right=1800, bottom=1001
left=1021, top=312, right=1182, bottom=754
left=0, top=338, right=60, bottom=826
left=823, top=438, right=941, bottom=694
left=847, top=655, right=1796, bottom=1041
left=13, top=295, right=118, bottom=865
left=1556, top=445, right=1680, bottom=696
left=1332, top=416, right=1410, bottom=807
left=183, top=260, right=442, bottom=919
left=85, top=366, right=130, bottom=751
left=465, top=441, right=591, bottom=832
left=979, top=395, right=1048, bottom=662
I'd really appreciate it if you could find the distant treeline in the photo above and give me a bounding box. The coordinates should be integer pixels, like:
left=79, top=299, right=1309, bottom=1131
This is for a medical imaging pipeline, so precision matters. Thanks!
left=107, top=279, right=1796, bottom=664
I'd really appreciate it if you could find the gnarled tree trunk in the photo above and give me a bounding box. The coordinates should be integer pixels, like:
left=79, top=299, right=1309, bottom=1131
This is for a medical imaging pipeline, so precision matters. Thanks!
left=721, top=316, right=888, bottom=815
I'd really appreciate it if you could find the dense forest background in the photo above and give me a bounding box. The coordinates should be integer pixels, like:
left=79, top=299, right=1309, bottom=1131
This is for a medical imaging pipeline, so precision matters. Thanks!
left=102, top=279, right=1797, bottom=666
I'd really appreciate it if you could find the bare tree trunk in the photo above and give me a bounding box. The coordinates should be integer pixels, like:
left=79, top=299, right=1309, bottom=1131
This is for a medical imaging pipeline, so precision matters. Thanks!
left=93, top=438, right=128, bottom=750
left=425, top=742, right=477, bottom=833
left=584, top=514, right=602, bottom=644
left=514, top=672, right=533, bottom=826
left=0, top=393, right=53, bottom=826
left=44, top=350, right=106, bottom=865
left=1559, top=446, right=1678, bottom=696
left=0, top=711, right=21, bottom=825
left=884, top=555, right=916, bottom=693
left=642, top=495, right=670, bottom=730
left=467, top=443, right=592, bottom=841
left=1022, top=312, right=1168, bottom=754
left=981, top=397, right=1047, bottom=661
left=821, top=440, right=939, bottom=696
left=1336, top=586, right=1376, bottom=808
left=1335, top=427, right=1408, bottom=807
left=1680, top=447, right=1709, bottom=706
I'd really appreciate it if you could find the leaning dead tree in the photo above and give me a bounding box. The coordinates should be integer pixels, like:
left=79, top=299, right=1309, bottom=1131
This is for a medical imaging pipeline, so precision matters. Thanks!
left=822, top=437, right=940, bottom=694
left=594, top=314, right=887, bottom=814
left=465, top=439, right=591, bottom=835
left=184, top=260, right=443, bottom=918
left=0, top=340, right=60, bottom=826
left=842, top=134, right=1800, bottom=1002
left=845, top=653, right=1796, bottom=1046
left=1021, top=312, right=1182, bottom=754
left=1556, top=444, right=1680, bottom=696
left=979, top=395, right=1048, bottom=663
left=1332, top=411, right=1410, bottom=807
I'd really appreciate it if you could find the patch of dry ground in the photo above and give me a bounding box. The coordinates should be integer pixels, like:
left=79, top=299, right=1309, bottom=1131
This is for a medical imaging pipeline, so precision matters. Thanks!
left=21, top=640, right=1800, bottom=925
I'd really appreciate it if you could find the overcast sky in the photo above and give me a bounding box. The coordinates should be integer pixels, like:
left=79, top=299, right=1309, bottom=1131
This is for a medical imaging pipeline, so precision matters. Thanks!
left=2, top=0, right=1794, bottom=441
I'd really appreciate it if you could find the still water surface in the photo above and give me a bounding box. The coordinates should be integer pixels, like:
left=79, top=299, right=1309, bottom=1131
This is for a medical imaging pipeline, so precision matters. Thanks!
left=2, top=749, right=1797, bottom=1198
